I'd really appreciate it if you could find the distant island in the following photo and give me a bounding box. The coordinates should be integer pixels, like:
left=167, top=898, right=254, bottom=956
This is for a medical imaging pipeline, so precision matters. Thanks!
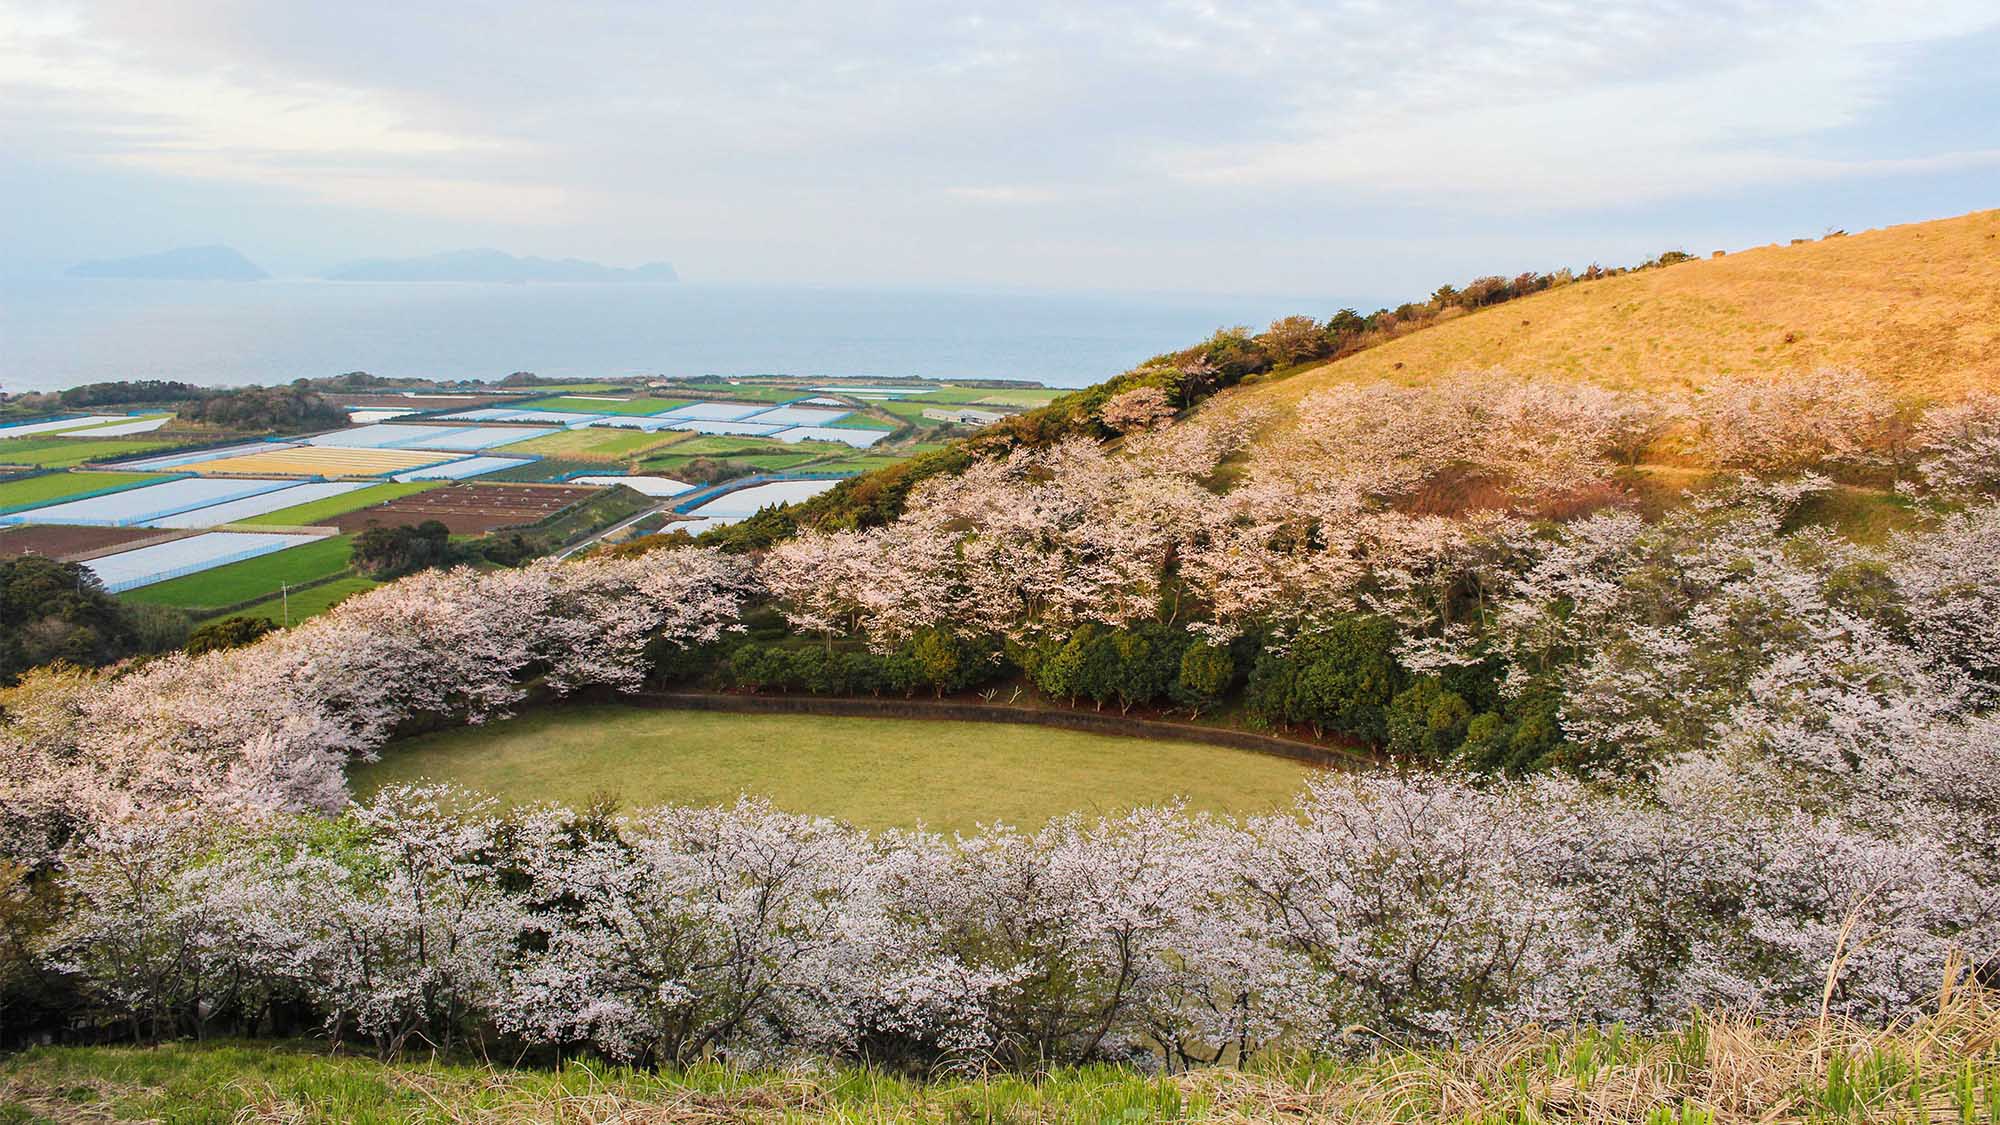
left=321, top=248, right=679, bottom=284
left=66, top=245, right=268, bottom=281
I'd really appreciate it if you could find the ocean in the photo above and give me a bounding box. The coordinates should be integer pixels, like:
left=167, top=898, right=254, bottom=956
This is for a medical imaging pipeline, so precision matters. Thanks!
left=0, top=279, right=1340, bottom=392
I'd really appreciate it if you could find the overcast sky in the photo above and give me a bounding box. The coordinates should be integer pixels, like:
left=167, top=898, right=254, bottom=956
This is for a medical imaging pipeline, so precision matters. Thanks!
left=3, top=1, right=1997, bottom=299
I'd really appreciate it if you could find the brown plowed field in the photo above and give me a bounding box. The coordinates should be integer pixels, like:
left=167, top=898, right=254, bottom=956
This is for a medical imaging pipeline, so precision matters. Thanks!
left=328, top=484, right=602, bottom=534
left=0, top=524, right=186, bottom=561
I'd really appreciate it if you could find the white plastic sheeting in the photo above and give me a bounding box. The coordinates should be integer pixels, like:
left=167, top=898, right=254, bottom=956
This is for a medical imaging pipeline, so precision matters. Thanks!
left=658, top=402, right=770, bottom=422
left=391, top=456, right=532, bottom=482
left=392, top=426, right=555, bottom=451
left=59, top=417, right=171, bottom=437
left=682, top=478, right=840, bottom=525
left=0, top=477, right=300, bottom=527
left=741, top=406, right=850, bottom=427
left=142, top=481, right=369, bottom=529
left=568, top=475, right=692, bottom=496
left=117, top=442, right=300, bottom=470
left=771, top=426, right=888, bottom=448
left=667, top=420, right=786, bottom=436
left=85, top=532, right=317, bottom=592
left=0, top=415, right=130, bottom=438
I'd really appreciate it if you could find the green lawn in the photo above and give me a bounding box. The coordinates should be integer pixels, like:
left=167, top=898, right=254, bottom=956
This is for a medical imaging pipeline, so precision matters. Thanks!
left=0, top=470, right=167, bottom=511
left=234, top=576, right=381, bottom=626
left=515, top=395, right=693, bottom=415
left=506, top=427, right=686, bottom=458
left=351, top=704, right=1317, bottom=832
left=822, top=454, right=913, bottom=474
left=120, top=535, right=356, bottom=611
left=235, top=482, right=441, bottom=527
left=0, top=436, right=178, bottom=468
left=913, top=385, right=1058, bottom=407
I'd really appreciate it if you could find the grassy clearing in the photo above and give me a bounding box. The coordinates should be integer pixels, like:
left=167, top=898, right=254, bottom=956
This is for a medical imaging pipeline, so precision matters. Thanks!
left=350, top=704, right=1315, bottom=832
left=5, top=997, right=1995, bottom=1123
left=823, top=454, right=912, bottom=474
left=0, top=436, right=178, bottom=469
left=828, top=414, right=899, bottom=431
left=1246, top=208, right=2000, bottom=404
left=233, top=576, right=381, bottom=626
left=120, top=535, right=355, bottom=611
left=641, top=452, right=821, bottom=475
left=235, top=482, right=442, bottom=528
left=0, top=470, right=166, bottom=510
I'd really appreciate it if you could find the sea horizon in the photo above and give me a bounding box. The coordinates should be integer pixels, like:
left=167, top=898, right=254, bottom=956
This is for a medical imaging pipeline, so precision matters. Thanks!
left=1, top=277, right=1360, bottom=393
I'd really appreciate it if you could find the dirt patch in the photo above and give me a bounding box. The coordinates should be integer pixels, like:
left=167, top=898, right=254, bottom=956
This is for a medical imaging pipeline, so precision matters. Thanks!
left=329, top=483, right=603, bottom=534
left=0, top=524, right=188, bottom=561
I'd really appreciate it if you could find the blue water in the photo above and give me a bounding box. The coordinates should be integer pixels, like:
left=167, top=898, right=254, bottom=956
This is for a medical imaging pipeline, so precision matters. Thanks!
left=0, top=279, right=1342, bottom=392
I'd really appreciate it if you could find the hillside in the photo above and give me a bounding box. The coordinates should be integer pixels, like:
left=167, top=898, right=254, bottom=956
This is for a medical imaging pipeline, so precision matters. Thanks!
left=66, top=244, right=268, bottom=281
left=1243, top=208, right=2000, bottom=405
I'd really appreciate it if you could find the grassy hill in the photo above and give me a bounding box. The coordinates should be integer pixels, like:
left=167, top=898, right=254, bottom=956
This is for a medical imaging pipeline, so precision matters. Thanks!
left=1245, top=208, right=2000, bottom=405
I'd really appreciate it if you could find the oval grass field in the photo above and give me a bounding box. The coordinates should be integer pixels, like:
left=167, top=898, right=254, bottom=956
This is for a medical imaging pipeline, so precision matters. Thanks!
left=349, top=704, right=1320, bottom=832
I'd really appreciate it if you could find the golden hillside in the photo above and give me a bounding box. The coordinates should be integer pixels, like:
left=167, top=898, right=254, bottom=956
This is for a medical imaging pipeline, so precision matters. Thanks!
left=1248, top=208, right=2000, bottom=405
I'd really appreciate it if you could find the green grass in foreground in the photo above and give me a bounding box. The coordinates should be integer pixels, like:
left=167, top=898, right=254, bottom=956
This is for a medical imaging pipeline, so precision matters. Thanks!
left=0, top=470, right=166, bottom=510
left=235, top=482, right=442, bottom=528
left=7, top=1003, right=1999, bottom=1124
left=233, top=576, right=381, bottom=626
left=350, top=704, right=1315, bottom=831
left=0, top=436, right=177, bottom=469
left=120, top=535, right=355, bottom=611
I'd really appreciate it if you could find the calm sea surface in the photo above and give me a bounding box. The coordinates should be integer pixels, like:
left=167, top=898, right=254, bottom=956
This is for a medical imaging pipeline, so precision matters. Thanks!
left=0, top=280, right=1339, bottom=392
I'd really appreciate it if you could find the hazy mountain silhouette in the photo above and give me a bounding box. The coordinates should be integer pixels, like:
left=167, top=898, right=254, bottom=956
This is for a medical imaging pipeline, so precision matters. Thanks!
left=68, top=245, right=268, bottom=281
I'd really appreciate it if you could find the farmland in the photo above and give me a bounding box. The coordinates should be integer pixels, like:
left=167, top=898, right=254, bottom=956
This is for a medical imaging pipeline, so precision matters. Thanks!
left=233, top=575, right=381, bottom=625
left=0, top=435, right=179, bottom=468
left=118, top=534, right=355, bottom=610
left=0, top=523, right=178, bottom=560
left=350, top=704, right=1316, bottom=832
left=515, top=395, right=694, bottom=415
left=0, top=470, right=164, bottom=510
left=328, top=483, right=605, bottom=534
left=504, top=426, right=687, bottom=458
left=233, top=481, right=443, bottom=527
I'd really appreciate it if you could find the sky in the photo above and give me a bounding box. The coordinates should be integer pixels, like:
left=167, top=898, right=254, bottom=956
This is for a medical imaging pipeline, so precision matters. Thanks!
left=3, top=0, right=1998, bottom=299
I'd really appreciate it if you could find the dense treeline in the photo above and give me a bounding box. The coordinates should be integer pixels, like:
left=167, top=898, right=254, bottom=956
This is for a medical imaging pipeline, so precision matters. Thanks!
left=1, top=380, right=349, bottom=433
left=0, top=557, right=187, bottom=683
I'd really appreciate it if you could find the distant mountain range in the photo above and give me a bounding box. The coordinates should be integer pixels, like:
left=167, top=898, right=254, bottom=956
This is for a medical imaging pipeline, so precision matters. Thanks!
left=67, top=245, right=268, bottom=281
left=321, top=249, right=679, bottom=284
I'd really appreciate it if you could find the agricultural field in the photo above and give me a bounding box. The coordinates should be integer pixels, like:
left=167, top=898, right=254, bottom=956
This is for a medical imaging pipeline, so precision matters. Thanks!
left=504, top=426, right=687, bottom=458
left=640, top=451, right=819, bottom=475
left=0, top=469, right=164, bottom=511
left=820, top=453, right=912, bottom=473
left=0, top=434, right=179, bottom=468
left=474, top=457, right=601, bottom=483
left=117, top=534, right=355, bottom=610
left=515, top=395, right=693, bottom=415
left=914, top=385, right=1062, bottom=407
left=827, top=414, right=899, bottom=431
left=328, top=483, right=603, bottom=534
left=350, top=705, right=1316, bottom=832
left=0, top=523, right=177, bottom=560
left=190, top=445, right=454, bottom=478
left=233, top=481, right=443, bottom=527
left=233, top=575, right=381, bottom=626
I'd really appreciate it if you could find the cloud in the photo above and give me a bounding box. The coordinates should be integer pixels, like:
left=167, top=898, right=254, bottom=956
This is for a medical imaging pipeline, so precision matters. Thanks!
left=1, top=0, right=1996, bottom=288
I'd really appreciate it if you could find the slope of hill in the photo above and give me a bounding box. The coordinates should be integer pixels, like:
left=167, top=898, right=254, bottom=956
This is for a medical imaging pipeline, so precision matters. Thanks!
left=1246, top=208, right=2000, bottom=404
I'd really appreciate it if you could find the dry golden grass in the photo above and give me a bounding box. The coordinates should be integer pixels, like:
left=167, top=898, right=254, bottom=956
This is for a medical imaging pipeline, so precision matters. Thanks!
left=193, top=445, right=457, bottom=478
left=1245, top=208, right=2000, bottom=406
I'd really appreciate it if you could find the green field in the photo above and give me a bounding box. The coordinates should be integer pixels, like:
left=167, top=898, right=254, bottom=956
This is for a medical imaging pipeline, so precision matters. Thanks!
left=506, top=426, right=686, bottom=458
left=235, top=482, right=441, bottom=527
left=477, top=457, right=598, bottom=483
left=828, top=414, right=899, bottom=431
left=350, top=704, right=1317, bottom=832
left=640, top=452, right=819, bottom=475
left=516, top=395, right=693, bottom=415
left=822, top=454, right=912, bottom=473
left=120, top=535, right=356, bottom=611
left=0, top=435, right=178, bottom=468
left=0, top=470, right=167, bottom=510
left=233, top=576, right=381, bottom=626
left=915, top=385, right=1057, bottom=407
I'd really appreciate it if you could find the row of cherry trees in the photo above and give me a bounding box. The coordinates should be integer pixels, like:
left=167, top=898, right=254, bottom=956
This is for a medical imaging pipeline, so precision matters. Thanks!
left=46, top=754, right=1996, bottom=1068
left=0, top=549, right=755, bottom=865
